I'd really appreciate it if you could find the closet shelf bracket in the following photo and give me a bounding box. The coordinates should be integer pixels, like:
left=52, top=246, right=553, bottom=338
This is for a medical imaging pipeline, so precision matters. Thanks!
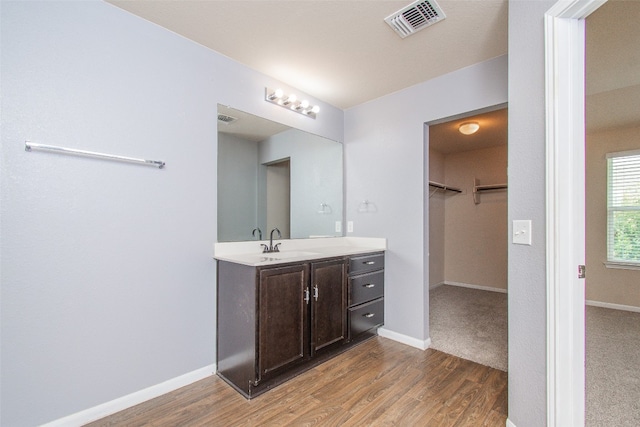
left=428, top=180, right=462, bottom=196
left=473, top=178, right=507, bottom=204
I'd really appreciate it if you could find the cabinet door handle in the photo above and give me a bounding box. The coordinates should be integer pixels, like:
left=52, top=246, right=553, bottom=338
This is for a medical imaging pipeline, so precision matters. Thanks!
left=363, top=283, right=375, bottom=288
left=363, top=313, right=375, bottom=318
left=313, top=285, right=319, bottom=301
left=363, top=261, right=376, bottom=265
left=304, top=288, right=310, bottom=304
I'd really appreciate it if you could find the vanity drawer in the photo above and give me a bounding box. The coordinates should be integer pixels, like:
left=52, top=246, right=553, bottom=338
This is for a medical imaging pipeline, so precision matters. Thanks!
left=349, top=270, right=384, bottom=306
left=349, top=298, right=384, bottom=338
left=349, top=253, right=384, bottom=275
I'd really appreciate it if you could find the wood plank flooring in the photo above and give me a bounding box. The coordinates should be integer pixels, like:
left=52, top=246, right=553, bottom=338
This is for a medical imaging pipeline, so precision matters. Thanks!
left=86, top=337, right=507, bottom=426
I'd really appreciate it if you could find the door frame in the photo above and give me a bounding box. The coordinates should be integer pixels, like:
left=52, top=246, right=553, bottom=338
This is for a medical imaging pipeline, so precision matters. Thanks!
left=544, top=0, right=606, bottom=425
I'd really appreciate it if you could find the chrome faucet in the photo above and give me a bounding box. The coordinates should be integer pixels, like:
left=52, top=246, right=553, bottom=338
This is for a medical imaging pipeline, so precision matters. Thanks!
left=252, top=227, right=262, bottom=240
left=261, top=227, right=281, bottom=253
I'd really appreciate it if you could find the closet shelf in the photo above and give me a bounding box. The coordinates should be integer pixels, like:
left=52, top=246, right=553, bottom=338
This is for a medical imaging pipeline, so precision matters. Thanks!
left=473, top=178, right=507, bottom=204
left=428, top=180, right=462, bottom=194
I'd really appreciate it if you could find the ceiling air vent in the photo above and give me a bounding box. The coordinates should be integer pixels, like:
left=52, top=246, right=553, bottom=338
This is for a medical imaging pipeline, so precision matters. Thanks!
left=217, top=113, right=238, bottom=124
left=385, top=0, right=446, bottom=39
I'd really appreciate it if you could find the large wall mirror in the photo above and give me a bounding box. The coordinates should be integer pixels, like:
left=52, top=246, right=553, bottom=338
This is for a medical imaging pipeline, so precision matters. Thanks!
left=217, top=105, right=344, bottom=242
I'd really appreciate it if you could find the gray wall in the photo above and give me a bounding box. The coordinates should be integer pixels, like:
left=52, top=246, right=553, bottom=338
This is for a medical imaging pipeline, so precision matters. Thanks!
left=0, top=1, right=343, bottom=425
left=428, top=148, right=446, bottom=287
left=218, top=133, right=259, bottom=241
left=344, top=56, right=508, bottom=343
left=259, top=129, right=343, bottom=239
left=218, top=129, right=343, bottom=242
left=2, top=0, right=557, bottom=425
left=507, top=0, right=556, bottom=425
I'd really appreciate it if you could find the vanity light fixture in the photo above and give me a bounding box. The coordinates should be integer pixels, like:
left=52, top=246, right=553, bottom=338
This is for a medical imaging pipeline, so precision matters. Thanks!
left=296, top=100, right=310, bottom=111
left=267, top=88, right=284, bottom=101
left=265, top=87, right=320, bottom=119
left=458, top=122, right=480, bottom=135
left=282, top=94, right=297, bottom=106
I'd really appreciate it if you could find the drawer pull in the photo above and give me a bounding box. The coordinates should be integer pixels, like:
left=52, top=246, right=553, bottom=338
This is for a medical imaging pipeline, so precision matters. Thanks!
left=363, top=313, right=375, bottom=318
left=363, top=261, right=376, bottom=265
left=363, top=283, right=376, bottom=288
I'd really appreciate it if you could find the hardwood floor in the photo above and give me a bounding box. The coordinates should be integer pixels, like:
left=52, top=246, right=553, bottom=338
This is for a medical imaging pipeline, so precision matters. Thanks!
left=86, top=337, right=507, bottom=426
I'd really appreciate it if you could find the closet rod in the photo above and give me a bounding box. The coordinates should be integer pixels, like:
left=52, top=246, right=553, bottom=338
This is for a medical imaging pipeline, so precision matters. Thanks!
left=473, top=178, right=507, bottom=204
left=428, top=180, right=462, bottom=193
left=475, top=184, right=507, bottom=192
left=25, top=141, right=166, bottom=169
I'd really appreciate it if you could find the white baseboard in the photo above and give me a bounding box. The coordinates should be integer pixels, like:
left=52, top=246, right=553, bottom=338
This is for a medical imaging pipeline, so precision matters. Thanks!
left=429, top=281, right=445, bottom=290
left=378, top=327, right=431, bottom=350
left=444, top=281, right=507, bottom=294
left=586, top=299, right=640, bottom=313
left=42, top=363, right=216, bottom=426
left=506, top=419, right=516, bottom=427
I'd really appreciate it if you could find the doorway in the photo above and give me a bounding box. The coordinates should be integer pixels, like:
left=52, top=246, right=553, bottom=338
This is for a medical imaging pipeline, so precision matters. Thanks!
left=584, top=1, right=640, bottom=424
left=265, top=159, right=291, bottom=239
left=544, top=0, right=605, bottom=424
left=426, top=106, right=508, bottom=372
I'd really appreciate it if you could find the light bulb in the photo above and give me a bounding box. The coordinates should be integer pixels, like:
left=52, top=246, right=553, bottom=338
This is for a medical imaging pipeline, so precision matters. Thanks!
left=458, top=122, right=480, bottom=135
left=295, top=100, right=310, bottom=111
left=283, top=94, right=297, bottom=106
left=311, top=105, right=320, bottom=114
left=267, top=88, right=284, bottom=101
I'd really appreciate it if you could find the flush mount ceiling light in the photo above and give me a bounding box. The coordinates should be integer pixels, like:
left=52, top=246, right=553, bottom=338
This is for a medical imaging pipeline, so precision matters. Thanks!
left=265, top=88, right=320, bottom=119
left=458, top=122, right=480, bottom=135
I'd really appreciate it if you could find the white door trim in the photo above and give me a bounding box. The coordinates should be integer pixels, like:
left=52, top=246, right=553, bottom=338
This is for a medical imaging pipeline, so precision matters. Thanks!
left=544, top=1, right=605, bottom=426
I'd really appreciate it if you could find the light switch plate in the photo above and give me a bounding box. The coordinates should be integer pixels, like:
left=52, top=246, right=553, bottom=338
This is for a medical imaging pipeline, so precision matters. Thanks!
left=335, top=221, right=341, bottom=233
left=513, top=220, right=532, bottom=245
left=347, top=221, right=354, bottom=233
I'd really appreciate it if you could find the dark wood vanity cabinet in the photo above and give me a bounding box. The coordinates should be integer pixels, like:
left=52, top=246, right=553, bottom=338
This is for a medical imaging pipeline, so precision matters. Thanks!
left=310, top=258, right=348, bottom=354
left=348, top=252, right=385, bottom=339
left=217, top=252, right=381, bottom=398
left=257, top=264, right=310, bottom=383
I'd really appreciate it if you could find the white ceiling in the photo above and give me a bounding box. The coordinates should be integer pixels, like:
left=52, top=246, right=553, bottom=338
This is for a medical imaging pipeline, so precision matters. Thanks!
left=218, top=105, right=290, bottom=142
left=429, top=107, right=507, bottom=154
left=106, top=0, right=508, bottom=110
left=107, top=0, right=639, bottom=148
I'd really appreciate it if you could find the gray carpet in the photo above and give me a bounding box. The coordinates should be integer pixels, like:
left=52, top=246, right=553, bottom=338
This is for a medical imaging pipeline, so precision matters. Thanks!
left=586, top=305, right=640, bottom=426
left=429, top=285, right=508, bottom=371
left=429, top=285, right=640, bottom=424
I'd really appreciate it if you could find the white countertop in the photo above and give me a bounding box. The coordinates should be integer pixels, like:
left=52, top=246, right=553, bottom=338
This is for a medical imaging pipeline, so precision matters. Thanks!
left=214, top=237, right=386, bottom=266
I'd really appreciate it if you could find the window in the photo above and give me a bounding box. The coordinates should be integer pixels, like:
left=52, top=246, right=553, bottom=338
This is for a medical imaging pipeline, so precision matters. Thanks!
left=607, top=150, right=640, bottom=268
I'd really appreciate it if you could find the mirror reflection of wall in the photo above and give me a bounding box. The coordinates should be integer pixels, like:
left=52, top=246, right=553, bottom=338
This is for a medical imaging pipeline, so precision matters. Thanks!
left=217, top=105, right=343, bottom=242
left=265, top=159, right=291, bottom=239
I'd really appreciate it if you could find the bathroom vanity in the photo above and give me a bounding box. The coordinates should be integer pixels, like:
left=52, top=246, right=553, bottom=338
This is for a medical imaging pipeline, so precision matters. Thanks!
left=214, top=238, right=385, bottom=398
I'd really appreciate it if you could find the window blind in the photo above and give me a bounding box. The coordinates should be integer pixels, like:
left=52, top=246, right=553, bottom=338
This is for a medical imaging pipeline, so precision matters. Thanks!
left=607, top=149, right=640, bottom=264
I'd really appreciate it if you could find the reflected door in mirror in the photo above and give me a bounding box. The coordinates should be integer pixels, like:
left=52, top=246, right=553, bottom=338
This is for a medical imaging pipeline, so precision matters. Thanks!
left=266, top=159, right=290, bottom=238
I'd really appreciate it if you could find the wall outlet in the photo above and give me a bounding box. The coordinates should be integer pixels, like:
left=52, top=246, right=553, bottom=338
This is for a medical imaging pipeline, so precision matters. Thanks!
left=335, top=221, right=341, bottom=233
left=347, top=221, right=354, bottom=233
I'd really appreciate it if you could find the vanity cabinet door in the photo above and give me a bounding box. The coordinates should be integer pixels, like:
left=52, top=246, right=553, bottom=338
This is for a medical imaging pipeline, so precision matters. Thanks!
left=257, top=264, right=310, bottom=383
left=310, top=258, right=347, bottom=355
